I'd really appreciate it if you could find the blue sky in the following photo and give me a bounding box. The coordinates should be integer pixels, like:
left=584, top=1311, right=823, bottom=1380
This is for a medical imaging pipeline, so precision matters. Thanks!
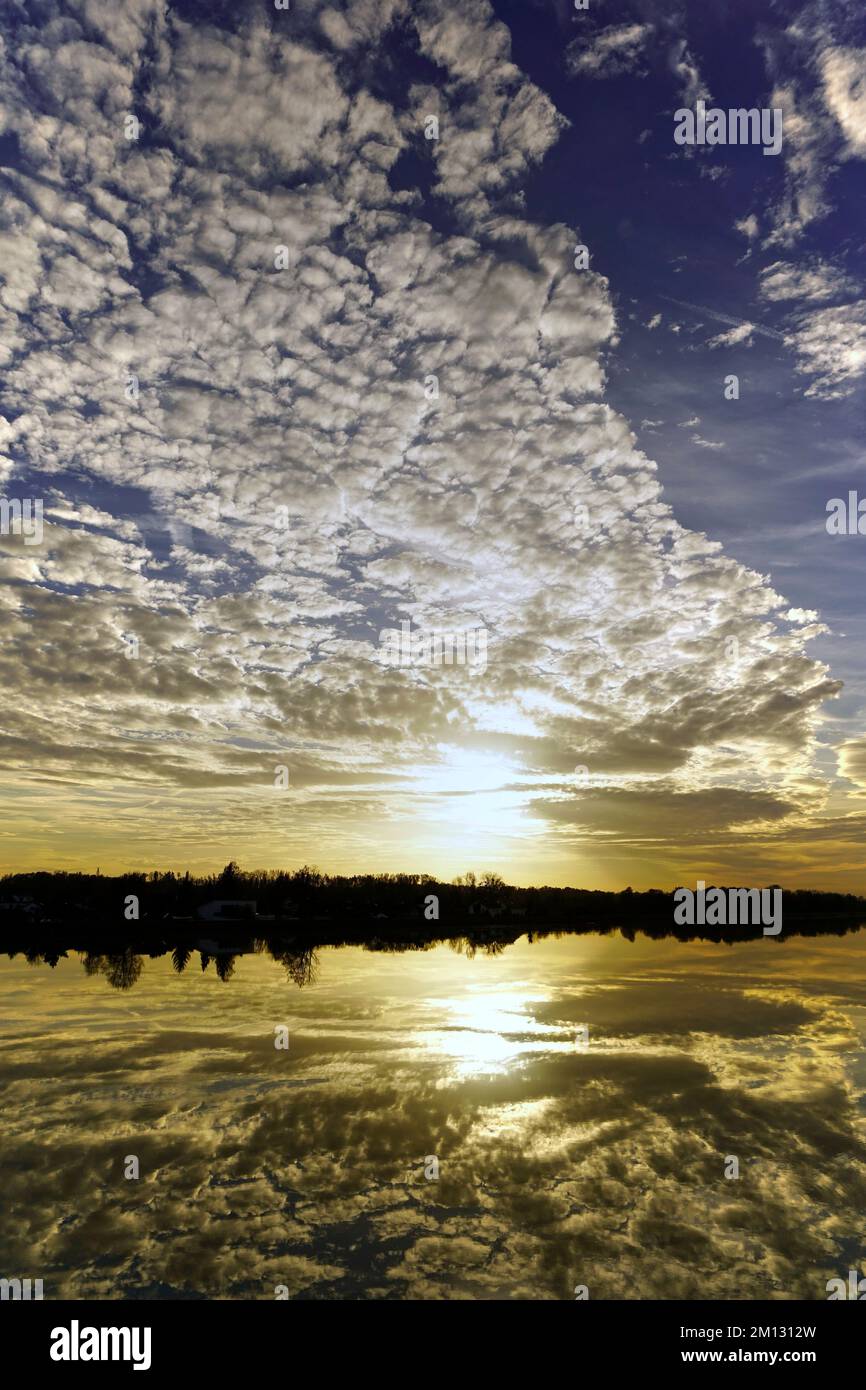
left=0, top=0, right=864, bottom=887
left=497, top=0, right=866, bottom=779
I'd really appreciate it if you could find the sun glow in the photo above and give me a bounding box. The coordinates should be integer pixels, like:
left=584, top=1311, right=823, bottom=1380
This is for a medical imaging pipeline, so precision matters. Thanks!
left=422, top=989, right=559, bottom=1077
left=395, top=748, right=540, bottom=867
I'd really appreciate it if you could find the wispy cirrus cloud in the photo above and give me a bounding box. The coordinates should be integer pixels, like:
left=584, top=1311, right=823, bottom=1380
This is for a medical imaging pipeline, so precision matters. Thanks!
left=566, top=22, right=652, bottom=79
left=759, top=258, right=858, bottom=304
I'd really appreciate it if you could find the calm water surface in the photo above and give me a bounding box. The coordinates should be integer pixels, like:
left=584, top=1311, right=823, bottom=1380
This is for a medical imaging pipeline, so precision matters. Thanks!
left=2, top=928, right=866, bottom=1299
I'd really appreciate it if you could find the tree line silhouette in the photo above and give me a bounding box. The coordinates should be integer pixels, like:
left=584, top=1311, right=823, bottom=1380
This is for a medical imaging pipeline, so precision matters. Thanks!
left=0, top=861, right=864, bottom=930
left=1, top=864, right=865, bottom=990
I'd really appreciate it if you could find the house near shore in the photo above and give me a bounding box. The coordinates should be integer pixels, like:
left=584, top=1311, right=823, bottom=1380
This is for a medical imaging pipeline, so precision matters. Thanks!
left=196, top=938, right=255, bottom=956
left=196, top=899, right=259, bottom=923
left=0, top=895, right=40, bottom=916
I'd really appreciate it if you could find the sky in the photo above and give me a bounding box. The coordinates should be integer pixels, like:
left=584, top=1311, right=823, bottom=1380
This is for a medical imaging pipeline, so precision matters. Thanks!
left=0, top=0, right=864, bottom=889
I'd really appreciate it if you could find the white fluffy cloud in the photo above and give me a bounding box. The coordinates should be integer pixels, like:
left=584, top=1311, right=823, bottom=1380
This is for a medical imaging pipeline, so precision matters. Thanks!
left=783, top=301, right=866, bottom=399
left=760, top=258, right=857, bottom=304
left=756, top=7, right=866, bottom=247
left=567, top=23, right=652, bottom=79
left=706, top=322, right=755, bottom=349
left=0, top=0, right=844, bottom=875
left=820, top=46, right=866, bottom=158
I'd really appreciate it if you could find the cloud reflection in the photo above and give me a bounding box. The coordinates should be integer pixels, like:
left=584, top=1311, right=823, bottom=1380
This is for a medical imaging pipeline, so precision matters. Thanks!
left=1, top=930, right=865, bottom=1299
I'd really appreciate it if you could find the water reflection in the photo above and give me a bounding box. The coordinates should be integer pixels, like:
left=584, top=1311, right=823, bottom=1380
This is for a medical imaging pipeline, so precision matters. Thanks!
left=6, top=913, right=866, bottom=994
left=1, top=925, right=865, bottom=1300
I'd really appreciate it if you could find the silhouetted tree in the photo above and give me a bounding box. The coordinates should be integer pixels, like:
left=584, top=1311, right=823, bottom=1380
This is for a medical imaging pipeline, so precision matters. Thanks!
left=101, top=950, right=142, bottom=990
left=171, top=946, right=191, bottom=974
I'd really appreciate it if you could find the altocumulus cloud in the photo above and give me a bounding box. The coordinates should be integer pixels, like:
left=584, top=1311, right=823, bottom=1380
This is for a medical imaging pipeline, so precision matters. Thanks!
left=0, top=0, right=846, bottom=873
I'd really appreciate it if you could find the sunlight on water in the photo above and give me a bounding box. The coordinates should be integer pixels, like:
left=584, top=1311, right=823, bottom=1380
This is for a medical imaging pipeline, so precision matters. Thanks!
left=1, top=927, right=865, bottom=1300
